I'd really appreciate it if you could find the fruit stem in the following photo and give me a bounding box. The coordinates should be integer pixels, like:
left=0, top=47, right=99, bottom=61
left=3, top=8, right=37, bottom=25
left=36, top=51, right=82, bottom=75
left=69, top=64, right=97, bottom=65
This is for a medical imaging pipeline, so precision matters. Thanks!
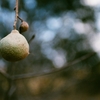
left=17, top=16, right=24, bottom=22
left=13, top=0, right=19, bottom=30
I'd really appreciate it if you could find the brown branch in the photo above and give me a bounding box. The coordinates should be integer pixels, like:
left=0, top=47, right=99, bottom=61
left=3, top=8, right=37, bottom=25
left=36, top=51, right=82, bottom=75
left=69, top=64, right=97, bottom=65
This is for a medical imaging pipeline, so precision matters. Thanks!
left=13, top=0, right=18, bottom=29
left=11, top=52, right=96, bottom=80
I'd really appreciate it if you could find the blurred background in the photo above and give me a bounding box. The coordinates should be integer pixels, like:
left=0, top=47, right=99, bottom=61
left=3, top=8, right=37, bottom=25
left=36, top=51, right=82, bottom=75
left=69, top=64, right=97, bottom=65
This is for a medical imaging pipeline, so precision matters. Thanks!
left=0, top=0, right=100, bottom=100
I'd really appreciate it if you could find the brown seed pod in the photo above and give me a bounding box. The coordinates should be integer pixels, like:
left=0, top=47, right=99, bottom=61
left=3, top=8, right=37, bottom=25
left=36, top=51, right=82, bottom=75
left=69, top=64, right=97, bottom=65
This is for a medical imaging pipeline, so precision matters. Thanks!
left=19, top=21, right=29, bottom=33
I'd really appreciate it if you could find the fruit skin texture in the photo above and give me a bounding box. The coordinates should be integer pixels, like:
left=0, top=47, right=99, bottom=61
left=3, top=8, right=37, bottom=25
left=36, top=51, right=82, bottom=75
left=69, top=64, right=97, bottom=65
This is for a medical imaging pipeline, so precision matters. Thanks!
left=19, top=21, right=29, bottom=33
left=0, top=30, right=29, bottom=62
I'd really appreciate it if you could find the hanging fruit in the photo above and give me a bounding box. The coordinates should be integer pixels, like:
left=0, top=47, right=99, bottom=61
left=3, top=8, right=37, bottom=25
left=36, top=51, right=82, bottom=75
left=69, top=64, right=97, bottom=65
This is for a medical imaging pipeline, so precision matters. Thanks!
left=19, top=21, right=29, bottom=33
left=0, top=30, right=29, bottom=61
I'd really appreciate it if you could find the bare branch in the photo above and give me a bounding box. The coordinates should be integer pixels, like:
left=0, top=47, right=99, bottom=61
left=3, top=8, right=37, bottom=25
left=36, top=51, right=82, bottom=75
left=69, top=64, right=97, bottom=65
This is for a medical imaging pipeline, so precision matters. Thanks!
left=13, top=0, right=18, bottom=29
left=11, top=52, right=96, bottom=80
left=28, top=34, right=35, bottom=44
left=0, top=69, right=12, bottom=79
left=17, top=16, right=24, bottom=22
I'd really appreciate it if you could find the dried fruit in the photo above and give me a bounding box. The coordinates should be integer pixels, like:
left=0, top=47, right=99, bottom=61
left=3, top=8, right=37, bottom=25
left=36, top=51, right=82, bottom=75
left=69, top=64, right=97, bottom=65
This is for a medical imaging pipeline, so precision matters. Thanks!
left=0, top=30, right=29, bottom=62
left=19, top=21, right=29, bottom=33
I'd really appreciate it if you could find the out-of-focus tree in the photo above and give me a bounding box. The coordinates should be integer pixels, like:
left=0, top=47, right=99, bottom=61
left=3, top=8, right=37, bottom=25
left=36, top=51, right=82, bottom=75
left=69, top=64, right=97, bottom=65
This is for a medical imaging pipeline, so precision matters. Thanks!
left=0, top=0, right=100, bottom=100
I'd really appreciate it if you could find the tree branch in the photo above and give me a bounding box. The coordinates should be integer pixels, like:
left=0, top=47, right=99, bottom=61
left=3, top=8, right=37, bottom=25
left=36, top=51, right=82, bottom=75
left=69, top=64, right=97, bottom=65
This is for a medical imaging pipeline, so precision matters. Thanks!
left=0, top=68, right=12, bottom=79
left=17, top=16, right=23, bottom=22
left=28, top=34, right=35, bottom=44
left=11, top=52, right=96, bottom=80
left=13, top=0, right=18, bottom=29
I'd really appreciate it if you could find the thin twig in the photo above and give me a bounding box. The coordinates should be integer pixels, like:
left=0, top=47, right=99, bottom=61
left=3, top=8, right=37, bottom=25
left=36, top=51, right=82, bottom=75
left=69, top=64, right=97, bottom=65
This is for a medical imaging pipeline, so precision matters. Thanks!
left=4, top=79, right=16, bottom=100
left=17, top=16, right=23, bottom=22
left=11, top=52, right=96, bottom=80
left=28, top=34, right=35, bottom=44
left=14, top=7, right=23, bottom=22
left=13, top=0, right=18, bottom=29
left=0, top=69, right=12, bottom=79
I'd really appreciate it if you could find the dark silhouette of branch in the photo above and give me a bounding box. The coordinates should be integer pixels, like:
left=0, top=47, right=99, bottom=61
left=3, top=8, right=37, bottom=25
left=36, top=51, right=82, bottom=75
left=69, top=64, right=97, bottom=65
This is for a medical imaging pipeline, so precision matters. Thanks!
left=17, top=16, right=23, bottom=22
left=11, top=52, right=96, bottom=80
left=28, top=34, right=35, bottom=44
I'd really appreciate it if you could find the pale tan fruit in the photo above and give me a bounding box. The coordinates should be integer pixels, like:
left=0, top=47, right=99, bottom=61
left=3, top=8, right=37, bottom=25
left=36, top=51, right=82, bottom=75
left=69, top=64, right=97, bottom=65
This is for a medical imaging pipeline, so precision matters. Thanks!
left=0, top=30, right=29, bottom=62
left=19, top=21, right=29, bottom=33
